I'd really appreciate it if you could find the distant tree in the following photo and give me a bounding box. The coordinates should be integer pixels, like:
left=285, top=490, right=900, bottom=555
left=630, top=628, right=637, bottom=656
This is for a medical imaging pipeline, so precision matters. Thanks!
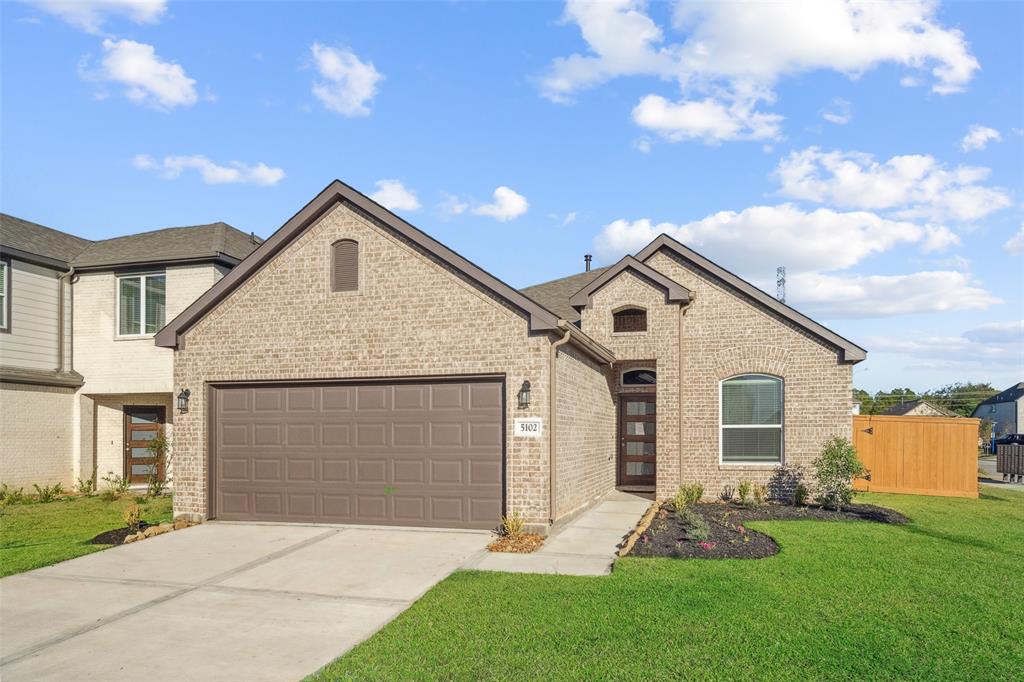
left=924, top=382, right=998, bottom=418
left=853, top=388, right=875, bottom=415
left=872, top=387, right=919, bottom=414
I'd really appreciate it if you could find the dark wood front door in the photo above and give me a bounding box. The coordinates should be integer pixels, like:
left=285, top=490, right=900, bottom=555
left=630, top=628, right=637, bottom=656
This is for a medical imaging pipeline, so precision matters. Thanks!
left=619, top=394, right=656, bottom=486
left=124, top=406, right=165, bottom=484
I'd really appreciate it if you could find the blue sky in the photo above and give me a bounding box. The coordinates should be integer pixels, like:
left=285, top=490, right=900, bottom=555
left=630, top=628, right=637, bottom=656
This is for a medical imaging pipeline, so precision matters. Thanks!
left=2, top=1, right=1021, bottom=393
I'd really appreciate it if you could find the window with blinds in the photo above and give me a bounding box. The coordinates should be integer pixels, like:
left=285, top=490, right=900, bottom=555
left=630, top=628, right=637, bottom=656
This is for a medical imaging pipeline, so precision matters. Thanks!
left=613, top=307, right=647, bottom=332
left=331, top=239, right=358, bottom=292
left=117, top=273, right=165, bottom=336
left=720, top=374, right=783, bottom=463
left=0, top=260, right=9, bottom=331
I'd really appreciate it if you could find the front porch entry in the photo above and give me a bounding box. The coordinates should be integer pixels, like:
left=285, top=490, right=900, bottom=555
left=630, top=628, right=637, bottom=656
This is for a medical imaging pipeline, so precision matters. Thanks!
left=618, top=394, right=656, bottom=488
left=123, top=405, right=166, bottom=484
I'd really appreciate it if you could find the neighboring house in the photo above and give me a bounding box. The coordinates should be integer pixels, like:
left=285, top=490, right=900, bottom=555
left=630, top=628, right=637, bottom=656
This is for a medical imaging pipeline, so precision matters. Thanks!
left=971, top=383, right=1024, bottom=438
left=157, top=180, right=865, bottom=532
left=0, top=214, right=260, bottom=489
left=881, top=399, right=957, bottom=417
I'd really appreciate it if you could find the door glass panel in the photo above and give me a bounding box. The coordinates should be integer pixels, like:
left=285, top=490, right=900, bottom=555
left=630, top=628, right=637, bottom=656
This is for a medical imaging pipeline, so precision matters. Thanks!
left=626, top=401, right=655, bottom=416
left=131, top=447, right=153, bottom=458
left=130, top=411, right=159, bottom=424
left=132, top=464, right=156, bottom=476
left=626, top=441, right=655, bottom=456
left=626, top=462, right=655, bottom=476
left=133, top=430, right=157, bottom=441
left=626, top=422, right=655, bottom=436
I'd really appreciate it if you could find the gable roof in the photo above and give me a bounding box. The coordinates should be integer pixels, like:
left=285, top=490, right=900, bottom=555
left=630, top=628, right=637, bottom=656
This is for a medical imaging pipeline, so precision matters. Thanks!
left=155, top=180, right=570, bottom=349
left=520, top=267, right=608, bottom=323
left=72, top=222, right=260, bottom=269
left=635, top=234, right=867, bottom=363
left=1, top=213, right=92, bottom=266
left=881, top=399, right=957, bottom=417
left=975, top=382, right=1024, bottom=408
left=0, top=213, right=259, bottom=271
left=568, top=255, right=691, bottom=309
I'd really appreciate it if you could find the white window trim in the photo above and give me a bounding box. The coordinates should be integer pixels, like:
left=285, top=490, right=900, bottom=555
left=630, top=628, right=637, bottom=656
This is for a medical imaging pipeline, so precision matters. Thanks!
left=0, top=260, right=9, bottom=332
left=621, top=367, right=657, bottom=386
left=718, top=373, right=784, bottom=466
left=115, top=272, right=166, bottom=339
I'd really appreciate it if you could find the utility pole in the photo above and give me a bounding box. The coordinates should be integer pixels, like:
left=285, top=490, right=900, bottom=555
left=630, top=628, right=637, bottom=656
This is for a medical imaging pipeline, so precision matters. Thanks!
left=776, top=266, right=786, bottom=303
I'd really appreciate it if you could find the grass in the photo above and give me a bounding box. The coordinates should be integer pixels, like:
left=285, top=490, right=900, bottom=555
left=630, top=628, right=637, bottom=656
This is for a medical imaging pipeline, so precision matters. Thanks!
left=0, top=494, right=173, bottom=577
left=310, top=488, right=1024, bottom=681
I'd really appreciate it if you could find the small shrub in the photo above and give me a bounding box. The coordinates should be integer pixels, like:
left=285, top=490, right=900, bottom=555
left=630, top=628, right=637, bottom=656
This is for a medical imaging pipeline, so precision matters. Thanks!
left=720, top=486, right=734, bottom=502
left=33, top=483, right=64, bottom=503
left=123, top=503, right=142, bottom=532
left=76, top=470, right=97, bottom=496
left=0, top=483, right=27, bottom=505
left=500, top=512, right=526, bottom=538
left=679, top=507, right=711, bottom=542
left=100, top=472, right=131, bottom=501
left=146, top=428, right=171, bottom=497
left=752, top=483, right=768, bottom=505
left=813, top=435, right=868, bottom=511
left=671, top=482, right=705, bottom=510
left=737, top=480, right=752, bottom=505
left=793, top=482, right=810, bottom=507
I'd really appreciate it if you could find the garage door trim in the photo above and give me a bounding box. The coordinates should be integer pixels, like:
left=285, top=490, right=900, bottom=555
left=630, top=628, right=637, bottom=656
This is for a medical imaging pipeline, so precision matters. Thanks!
left=205, top=375, right=506, bottom=527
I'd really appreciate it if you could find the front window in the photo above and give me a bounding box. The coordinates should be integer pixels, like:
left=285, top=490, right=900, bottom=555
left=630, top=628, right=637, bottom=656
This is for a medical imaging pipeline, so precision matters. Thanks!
left=118, top=273, right=166, bottom=336
left=0, top=260, right=9, bottom=332
left=720, top=374, right=783, bottom=463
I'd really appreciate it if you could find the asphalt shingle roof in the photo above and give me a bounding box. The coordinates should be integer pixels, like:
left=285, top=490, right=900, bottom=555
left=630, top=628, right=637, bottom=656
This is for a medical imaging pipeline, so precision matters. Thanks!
left=0, top=214, right=92, bottom=263
left=977, top=382, right=1024, bottom=407
left=520, top=267, right=609, bottom=323
left=881, top=399, right=956, bottom=417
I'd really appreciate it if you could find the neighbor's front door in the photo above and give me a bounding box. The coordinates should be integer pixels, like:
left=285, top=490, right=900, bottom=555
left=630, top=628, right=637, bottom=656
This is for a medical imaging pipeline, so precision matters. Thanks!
left=124, top=406, right=165, bottom=484
left=619, top=395, right=656, bottom=487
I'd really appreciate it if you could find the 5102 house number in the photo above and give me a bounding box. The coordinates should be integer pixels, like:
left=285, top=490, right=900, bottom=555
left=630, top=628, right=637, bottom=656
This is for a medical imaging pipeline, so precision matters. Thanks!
left=513, top=418, right=543, bottom=439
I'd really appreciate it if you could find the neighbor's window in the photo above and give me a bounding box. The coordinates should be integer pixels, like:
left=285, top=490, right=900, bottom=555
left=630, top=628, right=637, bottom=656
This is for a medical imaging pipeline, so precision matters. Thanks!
left=331, top=239, right=358, bottom=292
left=622, top=369, right=656, bottom=386
left=613, top=307, right=647, bottom=333
left=0, top=260, right=9, bottom=332
left=118, top=273, right=166, bottom=336
left=720, top=374, right=783, bottom=463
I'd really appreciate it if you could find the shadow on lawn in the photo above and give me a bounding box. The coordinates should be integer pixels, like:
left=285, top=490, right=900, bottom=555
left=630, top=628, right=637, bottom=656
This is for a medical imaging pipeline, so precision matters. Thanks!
left=895, top=522, right=1024, bottom=558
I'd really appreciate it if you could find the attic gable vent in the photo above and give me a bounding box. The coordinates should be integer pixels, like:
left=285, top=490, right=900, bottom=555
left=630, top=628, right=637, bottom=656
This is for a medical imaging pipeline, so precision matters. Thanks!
left=331, top=239, right=358, bottom=292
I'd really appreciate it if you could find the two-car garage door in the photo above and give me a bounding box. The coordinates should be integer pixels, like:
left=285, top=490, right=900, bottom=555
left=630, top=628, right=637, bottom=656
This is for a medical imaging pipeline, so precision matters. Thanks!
left=211, top=379, right=503, bottom=529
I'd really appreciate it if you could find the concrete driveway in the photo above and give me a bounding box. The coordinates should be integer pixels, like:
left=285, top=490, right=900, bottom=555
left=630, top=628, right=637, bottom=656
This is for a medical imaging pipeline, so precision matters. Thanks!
left=0, top=523, right=489, bottom=682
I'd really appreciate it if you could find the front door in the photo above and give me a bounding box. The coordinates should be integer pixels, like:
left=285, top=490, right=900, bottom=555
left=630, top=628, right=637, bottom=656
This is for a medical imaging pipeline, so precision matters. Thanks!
left=124, top=406, right=166, bottom=484
left=619, top=395, right=656, bottom=487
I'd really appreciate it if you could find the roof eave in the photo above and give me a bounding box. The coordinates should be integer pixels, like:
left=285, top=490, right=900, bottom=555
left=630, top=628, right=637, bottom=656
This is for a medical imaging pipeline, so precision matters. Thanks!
left=568, top=255, right=692, bottom=309
left=0, top=245, right=70, bottom=271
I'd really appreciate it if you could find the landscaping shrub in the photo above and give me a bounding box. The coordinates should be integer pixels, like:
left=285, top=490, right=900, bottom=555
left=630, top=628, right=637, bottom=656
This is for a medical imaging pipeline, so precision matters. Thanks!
left=671, top=482, right=705, bottom=510
left=123, top=503, right=142, bottom=532
left=679, top=507, right=710, bottom=542
left=753, top=483, right=768, bottom=505
left=100, top=472, right=130, bottom=501
left=793, top=483, right=810, bottom=507
left=32, top=483, right=64, bottom=503
left=813, top=436, right=868, bottom=511
left=76, top=470, right=97, bottom=496
left=146, top=428, right=171, bottom=497
left=720, top=486, right=734, bottom=502
left=768, top=464, right=806, bottom=503
left=737, top=480, right=752, bottom=505
left=0, top=483, right=27, bottom=506
left=500, top=512, right=525, bottom=538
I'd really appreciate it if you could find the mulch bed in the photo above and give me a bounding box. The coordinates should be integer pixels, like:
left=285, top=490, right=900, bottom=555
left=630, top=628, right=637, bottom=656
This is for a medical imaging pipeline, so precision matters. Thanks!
left=488, top=533, right=545, bottom=553
left=629, top=501, right=907, bottom=560
left=90, top=523, right=151, bottom=546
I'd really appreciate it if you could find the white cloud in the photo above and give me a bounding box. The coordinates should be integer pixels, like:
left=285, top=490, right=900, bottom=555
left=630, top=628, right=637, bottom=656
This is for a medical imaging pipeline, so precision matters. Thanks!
left=1004, top=224, right=1024, bottom=256
left=963, top=320, right=1024, bottom=345
left=472, top=187, right=529, bottom=222
left=593, top=204, right=943, bottom=272
left=369, top=179, right=420, bottom=212
left=632, top=137, right=653, bottom=153
left=960, top=124, right=1002, bottom=152
left=867, top=320, right=1022, bottom=365
left=542, top=0, right=978, bottom=142
left=631, top=95, right=782, bottom=143
left=775, top=147, right=1012, bottom=223
left=438, top=193, right=469, bottom=218
left=309, top=43, right=383, bottom=117
left=133, top=154, right=285, bottom=186
left=81, top=38, right=197, bottom=110
left=787, top=271, right=1001, bottom=318
left=29, top=0, right=166, bottom=34
left=563, top=211, right=577, bottom=226
left=820, top=97, right=852, bottom=125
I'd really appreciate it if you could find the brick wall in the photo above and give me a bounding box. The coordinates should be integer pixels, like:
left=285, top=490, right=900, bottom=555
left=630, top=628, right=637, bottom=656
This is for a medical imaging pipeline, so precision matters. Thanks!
left=0, top=382, right=74, bottom=488
left=173, top=202, right=554, bottom=525
left=554, top=345, right=616, bottom=519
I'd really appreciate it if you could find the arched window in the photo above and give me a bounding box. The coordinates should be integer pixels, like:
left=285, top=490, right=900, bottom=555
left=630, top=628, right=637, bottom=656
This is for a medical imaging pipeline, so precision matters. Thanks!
left=613, top=307, right=647, bottom=332
left=331, top=239, right=358, bottom=292
left=622, top=369, right=656, bottom=386
left=720, top=374, right=783, bottom=463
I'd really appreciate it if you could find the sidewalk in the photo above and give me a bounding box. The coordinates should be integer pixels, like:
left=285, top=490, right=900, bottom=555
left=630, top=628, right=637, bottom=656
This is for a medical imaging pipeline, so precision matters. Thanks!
left=464, top=490, right=652, bottom=577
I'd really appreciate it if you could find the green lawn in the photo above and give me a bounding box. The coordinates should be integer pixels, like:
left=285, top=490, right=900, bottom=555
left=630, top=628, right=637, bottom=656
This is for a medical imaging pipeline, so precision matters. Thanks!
left=312, top=488, right=1024, bottom=681
left=0, top=494, right=173, bottom=577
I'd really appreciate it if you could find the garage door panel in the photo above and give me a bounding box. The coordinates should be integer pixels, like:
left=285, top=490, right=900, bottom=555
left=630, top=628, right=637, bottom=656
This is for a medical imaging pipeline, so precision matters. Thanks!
left=214, top=380, right=503, bottom=529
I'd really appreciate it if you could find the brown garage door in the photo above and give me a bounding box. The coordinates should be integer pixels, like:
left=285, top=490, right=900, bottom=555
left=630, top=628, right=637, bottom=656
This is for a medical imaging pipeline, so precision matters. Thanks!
left=211, top=379, right=503, bottom=529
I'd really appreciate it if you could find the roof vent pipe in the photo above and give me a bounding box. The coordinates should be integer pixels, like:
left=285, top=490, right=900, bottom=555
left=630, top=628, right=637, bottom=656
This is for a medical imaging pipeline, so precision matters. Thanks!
left=584, top=254, right=592, bottom=272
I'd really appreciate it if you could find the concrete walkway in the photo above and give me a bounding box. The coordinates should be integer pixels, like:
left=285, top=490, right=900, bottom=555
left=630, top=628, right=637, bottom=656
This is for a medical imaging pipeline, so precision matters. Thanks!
left=465, top=490, right=653, bottom=576
left=0, top=523, right=488, bottom=682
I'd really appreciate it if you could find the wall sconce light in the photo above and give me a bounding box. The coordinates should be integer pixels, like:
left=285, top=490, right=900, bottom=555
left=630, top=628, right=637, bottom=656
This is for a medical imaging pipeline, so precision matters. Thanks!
left=177, top=388, right=191, bottom=413
left=517, top=380, right=531, bottom=409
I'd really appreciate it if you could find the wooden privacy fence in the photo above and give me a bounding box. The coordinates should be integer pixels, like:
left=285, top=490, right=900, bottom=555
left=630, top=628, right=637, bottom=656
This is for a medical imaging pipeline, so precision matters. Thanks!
left=852, top=415, right=979, bottom=499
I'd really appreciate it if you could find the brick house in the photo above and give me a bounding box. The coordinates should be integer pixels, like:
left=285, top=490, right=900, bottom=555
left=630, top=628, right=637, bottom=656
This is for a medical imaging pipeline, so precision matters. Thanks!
left=157, top=181, right=866, bottom=533
left=0, top=214, right=259, bottom=489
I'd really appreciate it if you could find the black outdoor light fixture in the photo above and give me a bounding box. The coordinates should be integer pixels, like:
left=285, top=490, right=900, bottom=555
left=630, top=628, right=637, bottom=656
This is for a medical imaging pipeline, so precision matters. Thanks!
left=177, top=389, right=191, bottom=413
left=517, top=380, right=531, bottom=409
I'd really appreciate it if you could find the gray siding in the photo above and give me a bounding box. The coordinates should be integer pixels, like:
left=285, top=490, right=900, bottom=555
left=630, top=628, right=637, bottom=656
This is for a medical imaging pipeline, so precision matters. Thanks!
left=981, top=401, right=1020, bottom=437
left=0, top=259, right=65, bottom=371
